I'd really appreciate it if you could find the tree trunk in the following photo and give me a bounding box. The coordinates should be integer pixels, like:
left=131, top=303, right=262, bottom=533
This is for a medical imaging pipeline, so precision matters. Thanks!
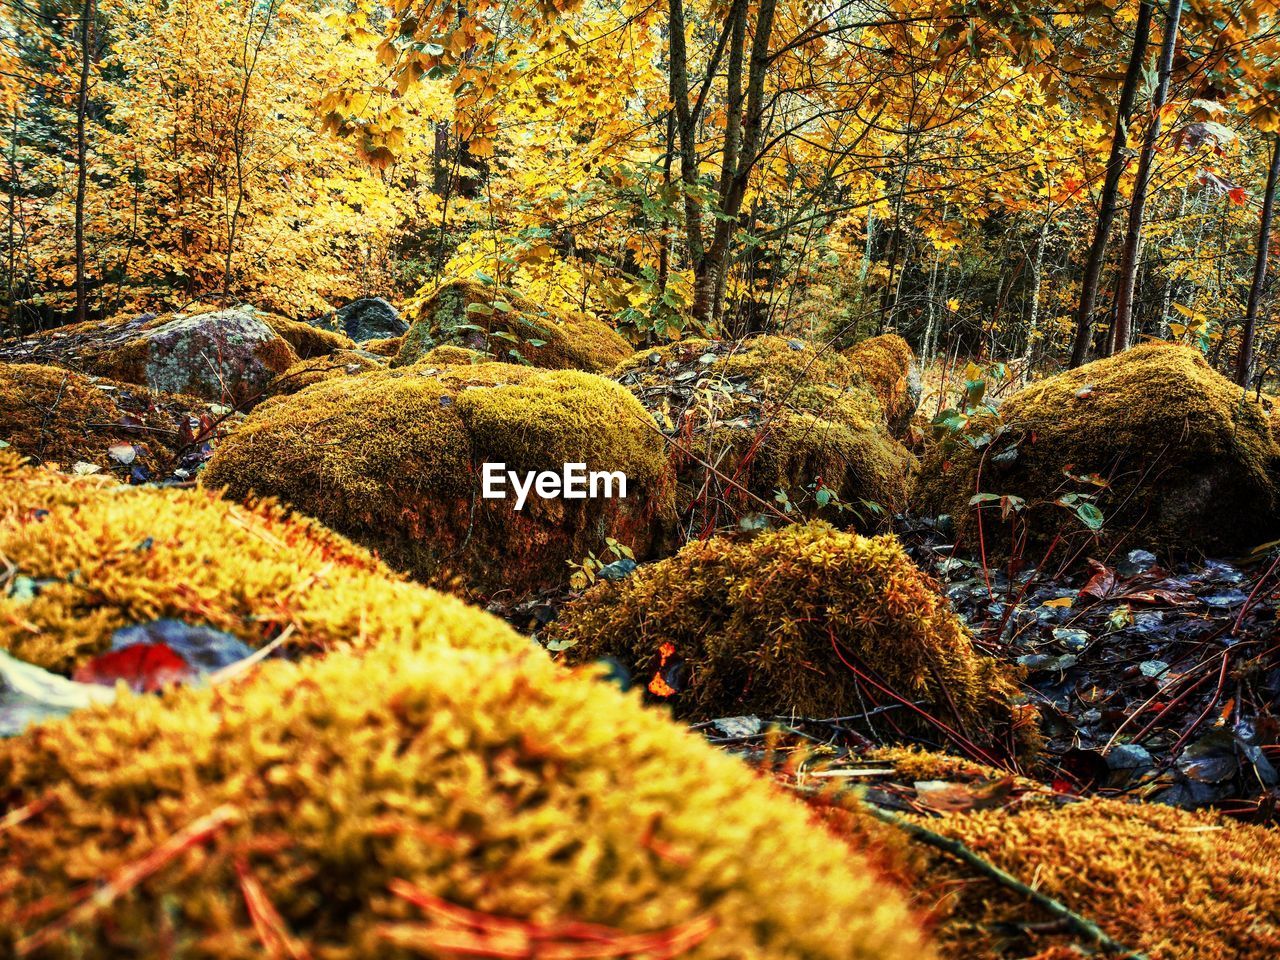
left=1068, top=0, right=1153, bottom=368
left=74, top=0, right=94, bottom=325
left=1111, top=0, right=1183, bottom=356
left=690, top=0, right=778, bottom=326
left=1236, top=134, right=1280, bottom=387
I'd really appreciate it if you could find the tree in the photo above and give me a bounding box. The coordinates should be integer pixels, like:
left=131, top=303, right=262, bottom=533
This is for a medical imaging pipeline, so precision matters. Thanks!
left=1110, top=0, right=1185, bottom=356
left=1237, top=134, right=1280, bottom=387
left=1068, top=0, right=1153, bottom=368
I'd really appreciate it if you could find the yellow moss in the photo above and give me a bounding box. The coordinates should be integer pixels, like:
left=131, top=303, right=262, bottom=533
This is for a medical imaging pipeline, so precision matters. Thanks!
left=266, top=350, right=383, bottom=398
left=394, top=279, right=632, bottom=373
left=260, top=314, right=357, bottom=358
left=414, top=343, right=487, bottom=366
left=845, top=335, right=920, bottom=436
left=0, top=636, right=931, bottom=960
left=360, top=335, right=404, bottom=357
left=809, top=747, right=1280, bottom=959
left=916, top=343, right=1280, bottom=556
left=614, top=337, right=917, bottom=521
left=0, top=362, right=194, bottom=478
left=0, top=449, right=522, bottom=674
left=549, top=522, right=1038, bottom=755
left=201, top=363, right=675, bottom=599
left=908, top=795, right=1277, bottom=959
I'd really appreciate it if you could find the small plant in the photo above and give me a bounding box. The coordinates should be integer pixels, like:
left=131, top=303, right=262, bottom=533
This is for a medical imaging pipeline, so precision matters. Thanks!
left=568, top=537, right=635, bottom=590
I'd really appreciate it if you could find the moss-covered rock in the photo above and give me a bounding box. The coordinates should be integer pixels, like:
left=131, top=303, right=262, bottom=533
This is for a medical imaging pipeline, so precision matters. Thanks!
left=265, top=350, right=383, bottom=398
left=0, top=631, right=930, bottom=960
left=202, top=363, right=675, bottom=599
left=0, top=449, right=523, bottom=675
left=394, top=279, right=632, bottom=373
left=845, top=334, right=920, bottom=437
left=916, top=343, right=1280, bottom=557
left=614, top=337, right=916, bottom=527
left=361, top=334, right=404, bottom=357
left=0, top=362, right=236, bottom=483
left=416, top=343, right=488, bottom=366
left=0, top=307, right=298, bottom=407
left=816, top=748, right=1279, bottom=960
left=548, top=522, right=1037, bottom=756
left=260, top=313, right=357, bottom=358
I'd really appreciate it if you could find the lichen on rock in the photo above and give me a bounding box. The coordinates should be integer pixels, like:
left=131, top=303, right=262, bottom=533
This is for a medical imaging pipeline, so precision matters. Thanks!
left=202, top=362, right=675, bottom=599
left=916, top=343, right=1279, bottom=557
left=0, top=307, right=298, bottom=407
left=614, top=336, right=916, bottom=527
left=548, top=521, right=1038, bottom=756
left=393, top=279, right=633, bottom=373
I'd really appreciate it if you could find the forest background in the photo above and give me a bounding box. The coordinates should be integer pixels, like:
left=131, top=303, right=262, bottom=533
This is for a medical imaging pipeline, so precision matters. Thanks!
left=3, top=0, right=1280, bottom=385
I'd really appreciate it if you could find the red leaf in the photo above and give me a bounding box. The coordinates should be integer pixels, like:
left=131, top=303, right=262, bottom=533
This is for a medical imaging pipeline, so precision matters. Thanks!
left=1229, top=186, right=1247, bottom=206
left=72, top=643, right=193, bottom=693
left=1078, top=560, right=1117, bottom=601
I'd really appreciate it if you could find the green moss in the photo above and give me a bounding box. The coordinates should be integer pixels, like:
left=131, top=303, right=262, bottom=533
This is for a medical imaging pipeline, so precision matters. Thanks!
left=202, top=363, right=675, bottom=599
left=845, top=335, right=920, bottom=436
left=614, top=337, right=916, bottom=524
left=549, top=522, right=1038, bottom=755
left=0, top=632, right=930, bottom=960
left=0, top=449, right=524, bottom=674
left=394, top=279, right=632, bottom=373
left=266, top=350, right=383, bottom=398
left=414, top=343, right=487, bottom=366
left=916, top=343, right=1279, bottom=556
left=260, top=314, right=357, bottom=359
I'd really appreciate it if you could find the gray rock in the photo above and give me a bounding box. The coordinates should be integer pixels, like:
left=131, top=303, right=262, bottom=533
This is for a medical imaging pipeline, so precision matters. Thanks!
left=336, top=297, right=407, bottom=342
left=141, top=307, right=296, bottom=404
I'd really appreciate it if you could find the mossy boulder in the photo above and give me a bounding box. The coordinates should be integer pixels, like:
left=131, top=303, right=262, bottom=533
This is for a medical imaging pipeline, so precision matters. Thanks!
left=845, top=334, right=920, bottom=437
left=416, top=343, right=487, bottom=366
left=394, top=279, right=632, bottom=373
left=614, top=337, right=916, bottom=527
left=265, top=350, right=383, bottom=398
left=0, top=635, right=931, bottom=960
left=260, top=313, right=357, bottom=358
left=917, top=343, right=1280, bottom=557
left=0, top=362, right=232, bottom=483
left=818, top=749, right=1280, bottom=960
left=0, top=307, right=298, bottom=407
left=0, top=449, right=523, bottom=675
left=361, top=334, right=404, bottom=357
left=548, top=522, right=1037, bottom=756
left=202, top=363, right=675, bottom=599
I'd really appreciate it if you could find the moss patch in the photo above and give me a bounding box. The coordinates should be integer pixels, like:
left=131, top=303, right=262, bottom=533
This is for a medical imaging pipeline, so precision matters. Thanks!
left=0, top=450, right=521, bottom=674
left=549, top=522, right=1037, bottom=756
left=266, top=350, right=383, bottom=398
left=0, top=362, right=226, bottom=481
left=202, top=363, right=675, bottom=599
left=614, top=336, right=916, bottom=527
left=260, top=314, right=357, bottom=359
left=813, top=748, right=1280, bottom=960
left=360, top=335, right=403, bottom=357
left=394, top=279, right=632, bottom=373
left=0, top=633, right=930, bottom=960
left=845, top=334, right=920, bottom=436
left=916, top=343, right=1280, bottom=557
